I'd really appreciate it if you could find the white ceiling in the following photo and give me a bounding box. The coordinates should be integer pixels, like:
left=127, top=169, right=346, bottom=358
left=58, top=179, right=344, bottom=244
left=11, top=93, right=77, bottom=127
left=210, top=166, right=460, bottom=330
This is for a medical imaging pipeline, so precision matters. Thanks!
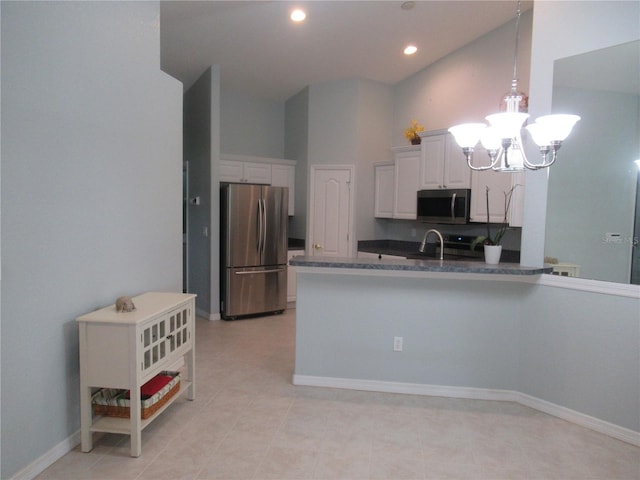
left=160, top=1, right=533, bottom=101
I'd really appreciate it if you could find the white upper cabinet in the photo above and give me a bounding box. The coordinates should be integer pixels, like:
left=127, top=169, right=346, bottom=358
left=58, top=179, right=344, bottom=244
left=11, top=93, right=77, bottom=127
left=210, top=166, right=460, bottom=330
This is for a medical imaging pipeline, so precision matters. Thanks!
left=419, top=132, right=470, bottom=190
left=220, top=154, right=296, bottom=214
left=220, top=160, right=271, bottom=184
left=374, top=163, right=394, bottom=218
left=470, top=169, right=524, bottom=225
left=271, top=163, right=295, bottom=216
left=393, top=147, right=421, bottom=220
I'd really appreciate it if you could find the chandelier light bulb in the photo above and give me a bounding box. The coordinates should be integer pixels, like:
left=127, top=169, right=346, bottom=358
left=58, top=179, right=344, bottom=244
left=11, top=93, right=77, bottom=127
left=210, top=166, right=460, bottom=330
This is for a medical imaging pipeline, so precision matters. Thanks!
left=525, top=123, right=552, bottom=147
left=448, top=123, right=486, bottom=149
left=534, top=114, right=581, bottom=142
left=486, top=112, right=529, bottom=139
left=480, top=127, right=502, bottom=151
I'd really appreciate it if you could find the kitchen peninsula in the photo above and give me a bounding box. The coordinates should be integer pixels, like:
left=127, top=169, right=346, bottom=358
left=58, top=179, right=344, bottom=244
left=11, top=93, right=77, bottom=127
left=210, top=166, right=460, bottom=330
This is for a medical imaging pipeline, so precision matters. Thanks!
left=289, top=255, right=639, bottom=446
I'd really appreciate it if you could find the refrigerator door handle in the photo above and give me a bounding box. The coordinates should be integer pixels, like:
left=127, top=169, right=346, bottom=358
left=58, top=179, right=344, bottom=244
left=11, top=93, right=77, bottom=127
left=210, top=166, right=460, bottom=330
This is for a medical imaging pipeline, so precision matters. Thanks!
left=257, top=198, right=263, bottom=256
left=234, top=268, right=286, bottom=275
left=261, top=197, right=267, bottom=262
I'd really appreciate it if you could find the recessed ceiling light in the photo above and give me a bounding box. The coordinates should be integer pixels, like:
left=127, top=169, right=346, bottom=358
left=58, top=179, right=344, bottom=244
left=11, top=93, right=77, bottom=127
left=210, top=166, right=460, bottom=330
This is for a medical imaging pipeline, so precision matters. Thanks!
left=401, top=1, right=416, bottom=10
left=404, top=45, right=418, bottom=55
left=290, top=9, right=306, bottom=22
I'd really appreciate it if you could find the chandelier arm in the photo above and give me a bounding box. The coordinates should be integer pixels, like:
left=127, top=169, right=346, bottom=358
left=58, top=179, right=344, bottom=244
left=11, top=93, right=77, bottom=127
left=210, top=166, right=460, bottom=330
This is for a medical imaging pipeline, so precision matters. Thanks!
left=523, top=144, right=559, bottom=169
left=464, top=147, right=501, bottom=171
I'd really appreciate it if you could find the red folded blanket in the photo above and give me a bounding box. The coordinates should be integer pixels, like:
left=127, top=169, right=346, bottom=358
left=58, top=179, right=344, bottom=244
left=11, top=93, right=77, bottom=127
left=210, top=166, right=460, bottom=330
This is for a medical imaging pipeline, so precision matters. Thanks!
left=125, top=374, right=174, bottom=400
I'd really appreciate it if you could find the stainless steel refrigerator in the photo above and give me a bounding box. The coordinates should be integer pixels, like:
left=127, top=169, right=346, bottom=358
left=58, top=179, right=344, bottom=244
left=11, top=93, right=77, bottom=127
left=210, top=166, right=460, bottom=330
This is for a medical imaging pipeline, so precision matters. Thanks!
left=220, top=183, right=288, bottom=319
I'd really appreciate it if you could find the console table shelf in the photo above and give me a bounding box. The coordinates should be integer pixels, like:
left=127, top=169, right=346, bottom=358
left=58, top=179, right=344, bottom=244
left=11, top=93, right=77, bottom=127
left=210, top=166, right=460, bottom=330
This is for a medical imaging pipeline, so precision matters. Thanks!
left=77, top=292, right=196, bottom=457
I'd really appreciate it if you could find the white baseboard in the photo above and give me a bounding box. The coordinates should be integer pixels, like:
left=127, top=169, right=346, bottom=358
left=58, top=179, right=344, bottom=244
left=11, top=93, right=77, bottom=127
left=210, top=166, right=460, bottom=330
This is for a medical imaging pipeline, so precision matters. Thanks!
left=292, top=374, right=516, bottom=402
left=293, top=374, right=640, bottom=447
left=10, top=430, right=81, bottom=480
left=195, top=307, right=220, bottom=321
left=516, top=392, right=640, bottom=447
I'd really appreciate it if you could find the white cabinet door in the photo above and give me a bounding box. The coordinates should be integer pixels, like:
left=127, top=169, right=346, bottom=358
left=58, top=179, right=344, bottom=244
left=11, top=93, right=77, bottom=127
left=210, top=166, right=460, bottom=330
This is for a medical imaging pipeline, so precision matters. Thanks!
left=444, top=134, right=471, bottom=189
left=243, top=162, right=271, bottom=184
left=420, top=135, right=446, bottom=189
left=220, top=160, right=244, bottom=183
left=420, top=133, right=470, bottom=190
left=287, top=250, right=304, bottom=302
left=374, top=164, right=394, bottom=218
left=470, top=169, right=516, bottom=224
left=393, top=150, right=420, bottom=220
left=220, top=160, right=271, bottom=184
left=271, top=164, right=295, bottom=215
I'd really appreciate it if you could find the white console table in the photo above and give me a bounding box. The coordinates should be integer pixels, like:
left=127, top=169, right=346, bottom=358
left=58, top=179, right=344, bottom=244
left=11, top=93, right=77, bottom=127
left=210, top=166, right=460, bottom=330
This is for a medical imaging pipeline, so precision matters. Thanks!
left=77, top=291, right=196, bottom=457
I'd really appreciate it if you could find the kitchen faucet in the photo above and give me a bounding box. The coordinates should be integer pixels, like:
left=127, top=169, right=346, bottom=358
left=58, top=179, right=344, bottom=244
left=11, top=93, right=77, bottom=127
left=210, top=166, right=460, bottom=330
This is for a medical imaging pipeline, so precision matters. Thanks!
left=418, top=229, right=444, bottom=260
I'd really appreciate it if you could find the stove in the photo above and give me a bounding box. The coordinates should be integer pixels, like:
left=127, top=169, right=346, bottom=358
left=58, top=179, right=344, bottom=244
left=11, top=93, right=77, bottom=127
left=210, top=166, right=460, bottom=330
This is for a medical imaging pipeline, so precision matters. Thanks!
left=440, top=234, right=483, bottom=259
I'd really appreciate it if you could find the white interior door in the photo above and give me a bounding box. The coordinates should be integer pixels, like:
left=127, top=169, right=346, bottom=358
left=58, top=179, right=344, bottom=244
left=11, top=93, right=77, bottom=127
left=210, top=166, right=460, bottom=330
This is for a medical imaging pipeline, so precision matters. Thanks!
left=308, top=166, right=353, bottom=257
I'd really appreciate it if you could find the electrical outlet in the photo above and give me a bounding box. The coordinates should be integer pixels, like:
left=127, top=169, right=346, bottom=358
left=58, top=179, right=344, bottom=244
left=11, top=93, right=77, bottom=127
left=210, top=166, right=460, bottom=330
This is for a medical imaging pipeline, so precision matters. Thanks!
left=393, top=336, right=403, bottom=352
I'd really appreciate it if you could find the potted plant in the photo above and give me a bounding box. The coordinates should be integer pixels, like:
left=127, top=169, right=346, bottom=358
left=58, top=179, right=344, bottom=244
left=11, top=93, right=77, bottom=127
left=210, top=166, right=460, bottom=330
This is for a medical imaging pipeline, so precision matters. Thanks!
left=471, top=185, right=518, bottom=264
left=404, top=119, right=424, bottom=145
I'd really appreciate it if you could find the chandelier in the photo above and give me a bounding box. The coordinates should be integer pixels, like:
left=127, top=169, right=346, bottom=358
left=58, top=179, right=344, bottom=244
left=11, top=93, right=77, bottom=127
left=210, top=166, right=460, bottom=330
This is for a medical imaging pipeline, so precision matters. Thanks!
left=448, top=1, right=580, bottom=172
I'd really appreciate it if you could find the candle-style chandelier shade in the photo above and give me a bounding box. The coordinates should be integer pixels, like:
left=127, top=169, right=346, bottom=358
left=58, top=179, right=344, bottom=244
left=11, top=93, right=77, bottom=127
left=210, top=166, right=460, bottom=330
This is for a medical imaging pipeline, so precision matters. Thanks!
left=448, top=1, right=580, bottom=172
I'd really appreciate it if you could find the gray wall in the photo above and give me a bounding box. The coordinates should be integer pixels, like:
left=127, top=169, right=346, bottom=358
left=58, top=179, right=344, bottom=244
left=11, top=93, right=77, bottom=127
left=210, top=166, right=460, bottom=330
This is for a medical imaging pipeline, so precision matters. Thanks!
left=295, top=273, right=522, bottom=389
left=546, top=87, right=639, bottom=282
left=302, top=79, right=394, bottom=246
left=185, top=68, right=218, bottom=315
left=392, top=11, right=532, bottom=145
left=285, top=87, right=310, bottom=240
left=521, top=0, right=640, bottom=267
left=221, top=90, right=285, bottom=158
left=1, top=2, right=183, bottom=477
left=519, top=283, right=639, bottom=433
left=355, top=81, right=394, bottom=241
left=294, top=271, right=640, bottom=434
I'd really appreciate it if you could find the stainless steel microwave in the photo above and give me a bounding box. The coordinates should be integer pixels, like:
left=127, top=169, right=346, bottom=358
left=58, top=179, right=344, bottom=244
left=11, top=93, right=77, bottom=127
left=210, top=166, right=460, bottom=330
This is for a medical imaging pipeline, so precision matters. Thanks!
left=417, top=189, right=471, bottom=224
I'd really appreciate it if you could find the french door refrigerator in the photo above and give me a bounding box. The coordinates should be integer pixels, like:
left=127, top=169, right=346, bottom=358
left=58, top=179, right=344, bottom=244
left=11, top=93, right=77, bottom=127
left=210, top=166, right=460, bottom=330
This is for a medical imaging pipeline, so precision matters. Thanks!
left=220, top=183, right=288, bottom=319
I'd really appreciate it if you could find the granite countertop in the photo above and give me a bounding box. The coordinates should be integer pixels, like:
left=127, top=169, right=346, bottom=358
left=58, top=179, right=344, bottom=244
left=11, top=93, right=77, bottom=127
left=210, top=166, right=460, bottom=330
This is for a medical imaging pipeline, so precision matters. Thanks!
left=289, top=255, right=551, bottom=276
left=357, top=239, right=521, bottom=263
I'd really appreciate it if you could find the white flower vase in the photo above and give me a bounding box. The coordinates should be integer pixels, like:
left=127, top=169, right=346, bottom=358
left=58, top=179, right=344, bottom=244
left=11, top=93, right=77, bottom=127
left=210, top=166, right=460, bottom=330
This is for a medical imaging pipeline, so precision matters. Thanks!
left=484, top=245, right=502, bottom=265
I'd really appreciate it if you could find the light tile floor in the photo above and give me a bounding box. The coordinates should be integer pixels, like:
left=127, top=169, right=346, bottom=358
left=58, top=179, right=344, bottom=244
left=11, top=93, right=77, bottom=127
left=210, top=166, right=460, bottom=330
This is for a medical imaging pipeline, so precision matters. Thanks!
left=38, top=309, right=639, bottom=480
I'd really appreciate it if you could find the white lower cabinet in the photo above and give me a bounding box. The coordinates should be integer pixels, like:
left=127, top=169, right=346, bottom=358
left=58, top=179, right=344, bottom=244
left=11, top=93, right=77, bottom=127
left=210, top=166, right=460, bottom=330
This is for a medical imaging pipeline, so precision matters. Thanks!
left=77, top=292, right=196, bottom=457
left=287, top=250, right=304, bottom=302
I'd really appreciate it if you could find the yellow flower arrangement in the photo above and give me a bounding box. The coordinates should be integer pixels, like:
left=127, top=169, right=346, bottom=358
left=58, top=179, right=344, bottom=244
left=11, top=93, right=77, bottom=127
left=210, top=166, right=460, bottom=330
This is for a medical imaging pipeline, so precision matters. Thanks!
left=404, top=119, right=424, bottom=144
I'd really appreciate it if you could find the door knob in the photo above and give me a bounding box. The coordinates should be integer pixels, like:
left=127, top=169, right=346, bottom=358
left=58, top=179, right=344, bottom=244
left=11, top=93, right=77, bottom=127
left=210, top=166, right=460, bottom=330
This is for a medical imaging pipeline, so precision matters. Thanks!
left=313, top=244, right=323, bottom=250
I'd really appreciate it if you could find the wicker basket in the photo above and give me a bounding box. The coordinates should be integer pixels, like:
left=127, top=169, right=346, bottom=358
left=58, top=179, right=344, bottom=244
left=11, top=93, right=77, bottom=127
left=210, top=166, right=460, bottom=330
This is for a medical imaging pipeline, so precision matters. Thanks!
left=92, top=371, right=180, bottom=419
